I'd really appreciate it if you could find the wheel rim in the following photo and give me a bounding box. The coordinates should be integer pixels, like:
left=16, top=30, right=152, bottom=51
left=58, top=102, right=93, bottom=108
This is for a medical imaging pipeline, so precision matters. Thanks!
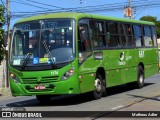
left=139, top=74, right=144, bottom=84
left=95, top=78, right=102, bottom=93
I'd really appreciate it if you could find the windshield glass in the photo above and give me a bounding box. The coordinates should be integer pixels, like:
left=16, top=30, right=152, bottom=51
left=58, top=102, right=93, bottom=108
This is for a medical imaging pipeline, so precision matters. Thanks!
left=10, top=19, right=75, bottom=68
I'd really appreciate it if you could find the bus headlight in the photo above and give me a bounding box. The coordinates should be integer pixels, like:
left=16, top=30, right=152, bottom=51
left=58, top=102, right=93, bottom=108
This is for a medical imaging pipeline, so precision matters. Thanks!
left=62, top=67, right=75, bottom=80
left=9, top=72, right=20, bottom=83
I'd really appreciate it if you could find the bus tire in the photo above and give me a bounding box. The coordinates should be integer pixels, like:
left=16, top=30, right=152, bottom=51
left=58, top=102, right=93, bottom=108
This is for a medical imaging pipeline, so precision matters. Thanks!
left=93, top=73, right=106, bottom=99
left=136, top=65, right=144, bottom=88
left=36, top=95, right=52, bottom=104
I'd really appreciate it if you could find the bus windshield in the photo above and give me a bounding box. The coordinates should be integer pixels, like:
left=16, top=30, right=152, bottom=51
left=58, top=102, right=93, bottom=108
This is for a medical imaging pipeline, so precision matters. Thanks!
left=10, top=19, right=75, bottom=69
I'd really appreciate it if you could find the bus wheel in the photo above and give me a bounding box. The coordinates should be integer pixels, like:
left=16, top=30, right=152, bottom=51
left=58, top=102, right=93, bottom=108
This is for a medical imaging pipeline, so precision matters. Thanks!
left=36, top=95, right=52, bottom=104
left=136, top=65, right=144, bottom=88
left=93, top=73, right=106, bottom=99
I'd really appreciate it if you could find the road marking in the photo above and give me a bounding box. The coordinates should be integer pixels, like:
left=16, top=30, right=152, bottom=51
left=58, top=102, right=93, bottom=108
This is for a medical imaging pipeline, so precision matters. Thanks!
left=111, top=105, right=124, bottom=110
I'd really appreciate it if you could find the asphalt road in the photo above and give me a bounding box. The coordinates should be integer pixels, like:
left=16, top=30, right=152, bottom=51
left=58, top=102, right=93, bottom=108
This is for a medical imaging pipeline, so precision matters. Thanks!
left=0, top=73, right=160, bottom=119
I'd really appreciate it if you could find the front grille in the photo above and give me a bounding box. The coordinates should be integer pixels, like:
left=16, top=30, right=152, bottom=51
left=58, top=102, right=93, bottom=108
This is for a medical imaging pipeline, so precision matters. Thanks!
left=22, top=76, right=59, bottom=84
left=41, top=76, right=59, bottom=83
left=22, top=77, right=37, bottom=84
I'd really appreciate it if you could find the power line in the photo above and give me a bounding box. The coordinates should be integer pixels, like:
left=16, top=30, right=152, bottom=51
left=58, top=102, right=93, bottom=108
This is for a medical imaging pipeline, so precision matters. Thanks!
left=10, top=0, right=134, bottom=14
left=10, top=0, right=160, bottom=11
left=11, top=0, right=52, bottom=10
left=58, top=0, right=82, bottom=6
left=12, top=0, right=135, bottom=12
left=133, top=0, right=154, bottom=19
left=22, top=0, right=63, bottom=9
left=10, top=0, right=160, bottom=19
left=10, top=2, right=19, bottom=12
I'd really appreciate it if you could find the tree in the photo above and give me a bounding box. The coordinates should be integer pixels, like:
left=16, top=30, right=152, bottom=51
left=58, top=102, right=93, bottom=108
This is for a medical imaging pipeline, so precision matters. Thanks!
left=140, top=16, right=160, bottom=38
left=0, top=5, right=5, bottom=65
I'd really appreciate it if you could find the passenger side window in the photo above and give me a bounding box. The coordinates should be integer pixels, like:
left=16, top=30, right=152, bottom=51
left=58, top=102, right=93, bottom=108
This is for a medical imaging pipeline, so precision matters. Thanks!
left=124, top=24, right=134, bottom=47
left=151, top=26, right=157, bottom=46
left=119, top=23, right=126, bottom=47
left=143, top=26, right=153, bottom=47
left=89, top=20, right=106, bottom=48
left=133, top=25, right=143, bottom=47
left=106, top=22, right=121, bottom=47
left=119, top=23, right=134, bottom=47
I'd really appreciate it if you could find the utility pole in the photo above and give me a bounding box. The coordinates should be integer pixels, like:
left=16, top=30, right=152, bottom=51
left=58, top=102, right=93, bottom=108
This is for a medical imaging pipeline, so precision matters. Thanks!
left=128, top=0, right=132, bottom=19
left=5, top=0, right=10, bottom=88
left=6, top=0, right=10, bottom=44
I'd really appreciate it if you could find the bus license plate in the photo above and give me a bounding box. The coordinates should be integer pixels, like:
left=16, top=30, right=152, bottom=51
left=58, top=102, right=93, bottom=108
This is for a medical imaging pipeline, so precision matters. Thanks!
left=34, top=85, right=46, bottom=90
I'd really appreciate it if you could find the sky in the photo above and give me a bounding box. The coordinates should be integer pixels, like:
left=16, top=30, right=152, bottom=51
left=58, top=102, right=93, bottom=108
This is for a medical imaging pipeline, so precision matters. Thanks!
left=0, top=0, right=160, bottom=29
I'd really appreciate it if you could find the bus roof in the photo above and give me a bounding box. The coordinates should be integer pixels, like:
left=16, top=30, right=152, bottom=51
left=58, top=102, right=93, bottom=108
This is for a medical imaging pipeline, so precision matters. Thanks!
left=16, top=12, right=155, bottom=26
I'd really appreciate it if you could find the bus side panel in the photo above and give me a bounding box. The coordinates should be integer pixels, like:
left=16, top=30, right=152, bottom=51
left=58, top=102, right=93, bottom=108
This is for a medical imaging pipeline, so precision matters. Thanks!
left=103, top=50, right=127, bottom=88
left=106, top=69, right=126, bottom=87
left=79, top=55, right=100, bottom=93
left=125, top=48, right=159, bottom=83
left=126, top=67, right=137, bottom=83
left=143, top=48, right=159, bottom=78
left=125, top=49, right=139, bottom=83
left=79, top=73, right=95, bottom=94
left=145, top=64, right=159, bottom=78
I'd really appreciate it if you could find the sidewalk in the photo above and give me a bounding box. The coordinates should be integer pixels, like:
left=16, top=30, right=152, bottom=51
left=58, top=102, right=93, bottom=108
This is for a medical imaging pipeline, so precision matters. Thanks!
left=0, top=61, right=11, bottom=97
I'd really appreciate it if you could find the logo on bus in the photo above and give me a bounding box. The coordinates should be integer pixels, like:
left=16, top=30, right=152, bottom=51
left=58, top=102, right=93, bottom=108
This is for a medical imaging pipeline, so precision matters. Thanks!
left=139, top=51, right=144, bottom=58
left=118, top=52, right=126, bottom=65
left=119, top=52, right=125, bottom=61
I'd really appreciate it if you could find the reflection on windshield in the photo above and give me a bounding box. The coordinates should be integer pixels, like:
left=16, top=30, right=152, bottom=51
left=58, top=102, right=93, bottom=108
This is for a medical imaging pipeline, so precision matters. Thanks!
left=10, top=19, right=74, bottom=68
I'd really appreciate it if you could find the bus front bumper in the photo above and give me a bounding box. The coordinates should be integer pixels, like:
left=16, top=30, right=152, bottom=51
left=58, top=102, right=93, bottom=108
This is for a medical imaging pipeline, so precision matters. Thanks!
left=10, top=78, right=80, bottom=96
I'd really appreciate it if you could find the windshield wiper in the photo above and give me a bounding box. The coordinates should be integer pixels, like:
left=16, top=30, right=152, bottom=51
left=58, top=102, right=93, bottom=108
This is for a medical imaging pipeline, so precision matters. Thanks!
left=20, top=40, right=39, bottom=70
left=42, top=40, right=57, bottom=68
left=21, top=53, right=32, bottom=70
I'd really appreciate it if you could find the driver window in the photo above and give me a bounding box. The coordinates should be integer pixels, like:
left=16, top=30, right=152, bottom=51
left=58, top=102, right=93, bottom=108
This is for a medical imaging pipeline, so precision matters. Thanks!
left=78, top=20, right=91, bottom=63
left=13, top=31, right=24, bottom=56
left=78, top=25, right=91, bottom=52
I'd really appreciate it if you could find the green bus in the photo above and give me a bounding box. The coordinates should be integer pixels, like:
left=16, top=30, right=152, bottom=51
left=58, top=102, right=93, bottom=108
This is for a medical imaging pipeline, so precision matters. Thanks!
left=9, top=12, right=159, bottom=103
